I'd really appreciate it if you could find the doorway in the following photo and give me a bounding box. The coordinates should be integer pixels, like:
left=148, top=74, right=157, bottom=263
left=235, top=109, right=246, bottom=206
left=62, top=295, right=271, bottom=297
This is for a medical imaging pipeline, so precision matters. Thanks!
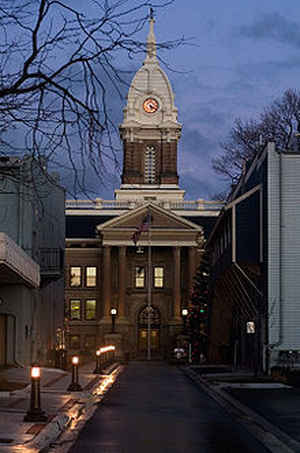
left=137, top=306, right=160, bottom=358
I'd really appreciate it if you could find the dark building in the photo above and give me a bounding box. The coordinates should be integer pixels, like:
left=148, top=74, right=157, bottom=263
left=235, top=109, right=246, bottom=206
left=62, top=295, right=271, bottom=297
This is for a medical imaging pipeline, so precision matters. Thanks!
left=207, top=142, right=300, bottom=372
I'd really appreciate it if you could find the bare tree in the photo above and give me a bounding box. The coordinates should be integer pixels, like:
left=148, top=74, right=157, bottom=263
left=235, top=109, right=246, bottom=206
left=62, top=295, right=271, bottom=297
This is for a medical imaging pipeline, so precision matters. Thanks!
left=0, top=0, right=181, bottom=196
left=212, top=89, right=300, bottom=191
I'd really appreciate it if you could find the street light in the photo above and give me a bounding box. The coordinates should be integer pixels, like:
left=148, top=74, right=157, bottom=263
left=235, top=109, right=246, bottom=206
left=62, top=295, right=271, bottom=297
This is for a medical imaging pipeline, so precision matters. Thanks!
left=67, top=355, right=82, bottom=391
left=24, top=364, right=47, bottom=422
left=181, top=308, right=188, bottom=334
left=110, top=307, right=117, bottom=333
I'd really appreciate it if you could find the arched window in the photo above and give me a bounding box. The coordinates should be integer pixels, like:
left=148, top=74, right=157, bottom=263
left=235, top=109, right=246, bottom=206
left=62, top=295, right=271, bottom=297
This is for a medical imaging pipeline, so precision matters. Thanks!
left=138, top=305, right=160, bottom=327
left=144, top=145, right=156, bottom=183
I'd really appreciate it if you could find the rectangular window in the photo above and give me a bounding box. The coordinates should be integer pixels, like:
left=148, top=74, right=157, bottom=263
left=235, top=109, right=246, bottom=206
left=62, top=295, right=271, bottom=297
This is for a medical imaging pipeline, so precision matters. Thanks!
left=86, top=266, right=97, bottom=287
left=84, top=335, right=96, bottom=350
left=70, top=266, right=81, bottom=287
left=154, top=266, right=164, bottom=288
left=135, top=266, right=145, bottom=288
left=69, top=335, right=80, bottom=349
left=85, top=299, right=96, bottom=320
left=70, top=299, right=81, bottom=320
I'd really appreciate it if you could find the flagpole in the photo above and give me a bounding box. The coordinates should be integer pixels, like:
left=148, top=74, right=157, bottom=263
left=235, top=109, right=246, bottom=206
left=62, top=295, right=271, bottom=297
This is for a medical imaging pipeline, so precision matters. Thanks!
left=147, top=222, right=152, bottom=361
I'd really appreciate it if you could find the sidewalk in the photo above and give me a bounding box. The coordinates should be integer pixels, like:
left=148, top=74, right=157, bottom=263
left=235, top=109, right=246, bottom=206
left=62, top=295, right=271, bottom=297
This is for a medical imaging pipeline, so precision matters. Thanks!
left=183, top=365, right=300, bottom=453
left=0, top=361, right=121, bottom=452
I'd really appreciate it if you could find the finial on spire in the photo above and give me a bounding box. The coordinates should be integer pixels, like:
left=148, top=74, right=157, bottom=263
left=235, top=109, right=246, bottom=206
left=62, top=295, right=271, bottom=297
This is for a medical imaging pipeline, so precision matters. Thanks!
left=144, top=7, right=157, bottom=64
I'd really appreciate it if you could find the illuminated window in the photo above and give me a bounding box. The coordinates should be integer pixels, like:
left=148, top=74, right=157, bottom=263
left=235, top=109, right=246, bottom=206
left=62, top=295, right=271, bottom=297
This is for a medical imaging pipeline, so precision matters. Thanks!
left=154, top=266, right=164, bottom=288
left=135, top=266, right=145, bottom=288
left=70, top=266, right=81, bottom=287
left=70, top=299, right=81, bottom=320
left=85, top=299, right=96, bottom=320
left=144, top=145, right=156, bottom=183
left=86, top=266, right=97, bottom=287
left=70, top=335, right=80, bottom=349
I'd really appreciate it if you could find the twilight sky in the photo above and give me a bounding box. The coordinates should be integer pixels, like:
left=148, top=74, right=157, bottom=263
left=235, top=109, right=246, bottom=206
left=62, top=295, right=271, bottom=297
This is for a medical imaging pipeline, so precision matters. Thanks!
left=94, top=0, right=300, bottom=201
left=5, top=1, right=300, bottom=201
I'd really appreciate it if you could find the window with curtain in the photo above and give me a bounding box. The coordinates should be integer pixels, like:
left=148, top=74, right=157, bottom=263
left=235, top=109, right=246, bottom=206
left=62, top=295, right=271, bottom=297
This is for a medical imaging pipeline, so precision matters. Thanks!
left=154, top=266, right=164, bottom=288
left=70, top=299, right=81, bottom=320
left=70, top=266, right=81, bottom=287
left=135, top=266, right=145, bottom=288
left=86, top=266, right=97, bottom=287
left=85, top=299, right=96, bottom=320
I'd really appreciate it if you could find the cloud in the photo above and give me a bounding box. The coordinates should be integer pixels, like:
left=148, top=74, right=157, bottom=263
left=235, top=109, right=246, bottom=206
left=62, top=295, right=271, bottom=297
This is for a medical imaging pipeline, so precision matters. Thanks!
left=239, top=13, right=300, bottom=48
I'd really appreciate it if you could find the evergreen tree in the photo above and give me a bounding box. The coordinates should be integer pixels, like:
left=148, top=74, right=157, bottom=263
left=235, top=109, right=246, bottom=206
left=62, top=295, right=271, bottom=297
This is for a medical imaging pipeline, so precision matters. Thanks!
left=188, top=252, right=210, bottom=363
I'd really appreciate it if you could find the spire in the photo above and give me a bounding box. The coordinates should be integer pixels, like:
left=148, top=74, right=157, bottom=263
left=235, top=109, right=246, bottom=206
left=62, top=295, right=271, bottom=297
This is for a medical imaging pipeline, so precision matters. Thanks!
left=144, top=9, right=157, bottom=64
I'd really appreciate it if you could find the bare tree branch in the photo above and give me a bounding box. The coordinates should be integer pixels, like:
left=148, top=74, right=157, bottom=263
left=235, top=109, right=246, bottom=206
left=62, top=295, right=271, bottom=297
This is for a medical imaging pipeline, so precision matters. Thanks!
left=212, top=89, right=300, bottom=194
left=0, top=0, right=182, bottom=197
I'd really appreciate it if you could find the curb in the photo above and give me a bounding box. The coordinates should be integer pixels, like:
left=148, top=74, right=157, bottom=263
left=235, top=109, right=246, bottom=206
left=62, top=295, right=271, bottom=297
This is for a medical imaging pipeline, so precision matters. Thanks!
left=181, top=366, right=300, bottom=453
left=22, top=363, right=122, bottom=452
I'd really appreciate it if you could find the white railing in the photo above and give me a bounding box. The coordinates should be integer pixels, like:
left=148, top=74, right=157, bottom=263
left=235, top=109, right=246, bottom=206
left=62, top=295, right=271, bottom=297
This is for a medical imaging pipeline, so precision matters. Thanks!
left=0, top=233, right=40, bottom=287
left=66, top=198, right=224, bottom=212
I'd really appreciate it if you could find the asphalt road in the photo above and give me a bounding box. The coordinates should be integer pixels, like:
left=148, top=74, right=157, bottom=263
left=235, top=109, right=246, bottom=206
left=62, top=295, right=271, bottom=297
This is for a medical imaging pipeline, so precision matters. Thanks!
left=68, top=362, right=270, bottom=453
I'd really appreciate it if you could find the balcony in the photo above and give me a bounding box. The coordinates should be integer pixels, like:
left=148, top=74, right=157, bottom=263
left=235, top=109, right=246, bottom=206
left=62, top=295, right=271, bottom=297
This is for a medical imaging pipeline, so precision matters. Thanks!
left=39, top=248, right=64, bottom=285
left=0, top=233, right=40, bottom=288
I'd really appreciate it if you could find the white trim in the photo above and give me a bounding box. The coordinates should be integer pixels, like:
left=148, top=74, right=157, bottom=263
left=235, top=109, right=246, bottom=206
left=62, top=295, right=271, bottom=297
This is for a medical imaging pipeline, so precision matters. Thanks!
left=119, top=184, right=181, bottom=189
left=225, top=184, right=262, bottom=210
left=259, top=186, right=263, bottom=263
left=232, top=205, right=236, bottom=263
left=97, top=202, right=205, bottom=232
left=102, top=240, right=199, bottom=247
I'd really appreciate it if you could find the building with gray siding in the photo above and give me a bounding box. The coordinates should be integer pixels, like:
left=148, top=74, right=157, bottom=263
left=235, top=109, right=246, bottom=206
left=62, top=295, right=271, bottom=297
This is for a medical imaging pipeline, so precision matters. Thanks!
left=0, top=156, right=65, bottom=366
left=207, top=142, right=300, bottom=372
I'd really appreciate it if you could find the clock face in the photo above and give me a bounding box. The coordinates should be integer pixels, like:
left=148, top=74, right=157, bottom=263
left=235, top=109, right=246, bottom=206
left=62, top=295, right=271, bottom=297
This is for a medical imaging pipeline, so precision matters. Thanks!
left=143, top=98, right=159, bottom=113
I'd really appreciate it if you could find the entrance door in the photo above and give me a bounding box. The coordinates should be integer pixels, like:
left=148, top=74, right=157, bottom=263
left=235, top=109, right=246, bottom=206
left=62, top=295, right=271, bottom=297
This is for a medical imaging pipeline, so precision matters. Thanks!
left=0, top=315, right=6, bottom=366
left=138, top=329, right=160, bottom=354
left=138, top=306, right=161, bottom=358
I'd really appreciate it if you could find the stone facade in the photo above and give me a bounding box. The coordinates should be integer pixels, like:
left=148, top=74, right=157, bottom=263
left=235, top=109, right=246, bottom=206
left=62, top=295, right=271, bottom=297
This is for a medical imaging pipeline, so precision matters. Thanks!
left=65, top=18, right=222, bottom=361
left=65, top=204, right=205, bottom=360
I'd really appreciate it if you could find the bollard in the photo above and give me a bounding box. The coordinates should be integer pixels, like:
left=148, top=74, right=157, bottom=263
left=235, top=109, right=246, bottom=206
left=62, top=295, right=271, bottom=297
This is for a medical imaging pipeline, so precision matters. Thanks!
left=67, top=355, right=82, bottom=391
left=24, top=364, right=48, bottom=422
left=94, top=349, right=102, bottom=374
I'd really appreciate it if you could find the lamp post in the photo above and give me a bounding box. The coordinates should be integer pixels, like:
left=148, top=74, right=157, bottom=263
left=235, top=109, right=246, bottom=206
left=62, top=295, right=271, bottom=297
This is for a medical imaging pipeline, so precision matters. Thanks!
left=24, top=364, right=47, bottom=422
left=94, top=349, right=102, bottom=374
left=181, top=308, right=188, bottom=334
left=110, top=308, right=117, bottom=333
left=68, top=355, right=82, bottom=391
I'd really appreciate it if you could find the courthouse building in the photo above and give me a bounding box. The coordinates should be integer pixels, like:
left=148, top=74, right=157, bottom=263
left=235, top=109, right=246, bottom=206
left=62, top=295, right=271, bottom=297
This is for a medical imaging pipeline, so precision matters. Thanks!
left=65, top=17, right=222, bottom=360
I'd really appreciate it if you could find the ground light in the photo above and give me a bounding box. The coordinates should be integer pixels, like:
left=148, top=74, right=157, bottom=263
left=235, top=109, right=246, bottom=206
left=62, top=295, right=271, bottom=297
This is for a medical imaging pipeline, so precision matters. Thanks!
left=24, top=364, right=48, bottom=422
left=94, top=349, right=102, bottom=374
left=67, top=355, right=83, bottom=391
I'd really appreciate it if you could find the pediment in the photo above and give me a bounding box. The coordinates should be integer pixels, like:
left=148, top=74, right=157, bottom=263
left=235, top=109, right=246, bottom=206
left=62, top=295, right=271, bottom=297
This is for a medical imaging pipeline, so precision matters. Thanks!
left=97, top=203, right=204, bottom=247
left=97, top=203, right=201, bottom=232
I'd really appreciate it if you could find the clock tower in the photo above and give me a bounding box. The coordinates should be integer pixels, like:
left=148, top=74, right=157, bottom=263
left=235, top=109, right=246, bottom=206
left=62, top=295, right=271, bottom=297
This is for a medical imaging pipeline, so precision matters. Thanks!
left=117, top=14, right=184, bottom=202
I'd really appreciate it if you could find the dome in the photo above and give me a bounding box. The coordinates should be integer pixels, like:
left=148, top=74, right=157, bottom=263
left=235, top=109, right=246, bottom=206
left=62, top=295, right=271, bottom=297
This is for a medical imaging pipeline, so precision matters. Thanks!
left=120, top=18, right=181, bottom=132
